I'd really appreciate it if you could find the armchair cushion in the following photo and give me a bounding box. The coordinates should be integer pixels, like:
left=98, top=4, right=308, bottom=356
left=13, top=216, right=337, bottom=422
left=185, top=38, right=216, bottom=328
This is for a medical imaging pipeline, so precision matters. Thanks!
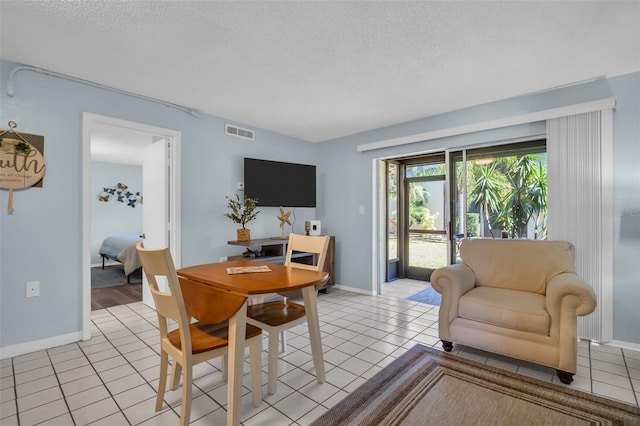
left=460, top=239, right=575, bottom=294
left=459, top=287, right=549, bottom=335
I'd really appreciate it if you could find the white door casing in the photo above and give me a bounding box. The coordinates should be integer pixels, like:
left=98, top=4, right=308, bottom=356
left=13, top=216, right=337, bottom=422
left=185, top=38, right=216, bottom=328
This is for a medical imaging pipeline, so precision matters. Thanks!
left=142, top=139, right=169, bottom=307
left=82, top=113, right=181, bottom=340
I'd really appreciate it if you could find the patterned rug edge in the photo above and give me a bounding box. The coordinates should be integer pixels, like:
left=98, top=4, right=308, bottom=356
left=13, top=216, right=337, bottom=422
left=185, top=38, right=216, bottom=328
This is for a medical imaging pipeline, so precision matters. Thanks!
left=311, top=344, right=640, bottom=426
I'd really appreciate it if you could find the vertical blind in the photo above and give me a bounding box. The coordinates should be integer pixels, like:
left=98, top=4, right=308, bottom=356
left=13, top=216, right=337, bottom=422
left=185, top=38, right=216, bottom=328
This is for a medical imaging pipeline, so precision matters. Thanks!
left=547, top=110, right=613, bottom=342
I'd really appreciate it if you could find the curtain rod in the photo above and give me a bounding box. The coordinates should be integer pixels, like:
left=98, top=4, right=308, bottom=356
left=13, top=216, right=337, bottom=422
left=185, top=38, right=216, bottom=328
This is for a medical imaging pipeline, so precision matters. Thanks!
left=6, top=65, right=202, bottom=119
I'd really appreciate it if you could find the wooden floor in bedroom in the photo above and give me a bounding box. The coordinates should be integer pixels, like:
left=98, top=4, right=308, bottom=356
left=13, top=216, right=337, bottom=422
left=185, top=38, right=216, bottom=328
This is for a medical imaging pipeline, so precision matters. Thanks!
left=91, top=266, right=143, bottom=310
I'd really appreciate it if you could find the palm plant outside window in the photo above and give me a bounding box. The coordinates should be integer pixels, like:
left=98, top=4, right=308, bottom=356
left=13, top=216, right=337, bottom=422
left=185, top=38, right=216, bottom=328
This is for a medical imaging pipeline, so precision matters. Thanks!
left=385, top=139, right=547, bottom=281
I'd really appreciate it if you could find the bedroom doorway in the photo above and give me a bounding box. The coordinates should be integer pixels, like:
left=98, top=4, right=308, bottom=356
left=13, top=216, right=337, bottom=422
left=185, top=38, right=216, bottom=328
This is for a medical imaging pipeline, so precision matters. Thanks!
left=81, top=113, right=181, bottom=340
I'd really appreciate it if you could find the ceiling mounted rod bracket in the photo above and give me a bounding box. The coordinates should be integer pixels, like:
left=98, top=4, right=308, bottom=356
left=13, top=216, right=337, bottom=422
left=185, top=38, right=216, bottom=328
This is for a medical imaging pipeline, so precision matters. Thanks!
left=6, top=64, right=202, bottom=119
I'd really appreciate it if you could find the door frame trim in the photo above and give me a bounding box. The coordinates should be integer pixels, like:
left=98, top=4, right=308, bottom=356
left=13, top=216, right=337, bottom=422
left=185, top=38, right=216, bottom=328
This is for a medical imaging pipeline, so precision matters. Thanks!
left=81, top=113, right=182, bottom=340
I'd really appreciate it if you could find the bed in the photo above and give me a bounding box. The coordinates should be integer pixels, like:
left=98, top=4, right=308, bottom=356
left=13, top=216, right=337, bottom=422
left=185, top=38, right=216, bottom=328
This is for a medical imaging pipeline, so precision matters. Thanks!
left=99, top=234, right=143, bottom=282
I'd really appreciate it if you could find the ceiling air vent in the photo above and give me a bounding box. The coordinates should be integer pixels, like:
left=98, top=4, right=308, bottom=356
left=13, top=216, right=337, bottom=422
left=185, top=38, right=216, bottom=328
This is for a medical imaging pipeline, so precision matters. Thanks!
left=225, top=123, right=255, bottom=141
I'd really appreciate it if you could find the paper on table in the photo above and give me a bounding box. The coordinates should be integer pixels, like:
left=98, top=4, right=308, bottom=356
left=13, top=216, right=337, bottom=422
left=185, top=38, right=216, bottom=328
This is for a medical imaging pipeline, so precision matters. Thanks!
left=226, top=265, right=272, bottom=275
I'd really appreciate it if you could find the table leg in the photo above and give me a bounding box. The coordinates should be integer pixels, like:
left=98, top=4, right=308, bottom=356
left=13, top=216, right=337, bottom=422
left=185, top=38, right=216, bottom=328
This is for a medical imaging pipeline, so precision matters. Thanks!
left=227, top=299, right=248, bottom=426
left=302, top=286, right=325, bottom=383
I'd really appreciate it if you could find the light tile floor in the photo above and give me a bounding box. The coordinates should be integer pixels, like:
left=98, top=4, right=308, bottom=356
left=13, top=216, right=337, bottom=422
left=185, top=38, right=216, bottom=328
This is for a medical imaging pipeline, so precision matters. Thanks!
left=2, top=287, right=639, bottom=425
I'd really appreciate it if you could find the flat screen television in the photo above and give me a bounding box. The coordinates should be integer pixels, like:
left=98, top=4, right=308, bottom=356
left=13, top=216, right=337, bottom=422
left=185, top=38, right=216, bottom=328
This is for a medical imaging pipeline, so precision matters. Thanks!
left=244, top=158, right=316, bottom=207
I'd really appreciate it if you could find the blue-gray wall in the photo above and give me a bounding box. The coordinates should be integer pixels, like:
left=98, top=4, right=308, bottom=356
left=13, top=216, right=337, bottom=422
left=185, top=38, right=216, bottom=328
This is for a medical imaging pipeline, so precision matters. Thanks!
left=1, top=57, right=638, bottom=350
left=90, top=161, right=143, bottom=264
left=0, top=59, right=317, bottom=349
left=609, top=72, right=640, bottom=344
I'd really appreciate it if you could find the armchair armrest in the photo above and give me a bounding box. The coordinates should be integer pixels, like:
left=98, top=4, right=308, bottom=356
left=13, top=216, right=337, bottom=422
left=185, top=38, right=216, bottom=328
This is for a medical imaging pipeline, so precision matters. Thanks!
left=545, top=272, right=597, bottom=339
left=431, top=263, right=476, bottom=328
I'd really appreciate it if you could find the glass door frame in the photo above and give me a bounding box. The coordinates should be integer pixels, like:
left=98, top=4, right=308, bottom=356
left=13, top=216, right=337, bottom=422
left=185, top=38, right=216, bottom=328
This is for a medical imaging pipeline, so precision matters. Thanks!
left=401, top=154, right=448, bottom=281
left=446, top=149, right=468, bottom=265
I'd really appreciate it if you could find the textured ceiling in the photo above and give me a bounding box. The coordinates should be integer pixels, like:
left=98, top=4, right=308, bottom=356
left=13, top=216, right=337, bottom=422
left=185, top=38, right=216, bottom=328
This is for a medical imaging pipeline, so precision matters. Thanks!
left=1, top=1, right=639, bottom=143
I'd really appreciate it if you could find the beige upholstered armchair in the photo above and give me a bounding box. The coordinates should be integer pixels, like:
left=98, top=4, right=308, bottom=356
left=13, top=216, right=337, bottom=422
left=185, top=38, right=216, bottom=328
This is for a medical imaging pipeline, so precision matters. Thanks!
left=431, top=239, right=596, bottom=384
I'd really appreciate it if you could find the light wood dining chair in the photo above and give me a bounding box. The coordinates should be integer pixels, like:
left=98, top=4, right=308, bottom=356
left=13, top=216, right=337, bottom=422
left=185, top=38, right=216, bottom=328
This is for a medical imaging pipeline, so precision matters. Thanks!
left=246, top=233, right=330, bottom=395
left=136, top=243, right=263, bottom=426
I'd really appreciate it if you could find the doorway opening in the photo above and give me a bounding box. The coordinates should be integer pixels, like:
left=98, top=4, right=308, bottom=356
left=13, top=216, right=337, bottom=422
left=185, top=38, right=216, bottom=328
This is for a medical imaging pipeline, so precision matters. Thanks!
left=81, top=113, right=181, bottom=340
left=384, top=153, right=447, bottom=285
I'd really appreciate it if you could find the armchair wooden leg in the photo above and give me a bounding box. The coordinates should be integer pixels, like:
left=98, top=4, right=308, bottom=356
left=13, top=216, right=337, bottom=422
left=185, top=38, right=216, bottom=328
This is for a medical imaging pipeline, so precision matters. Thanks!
left=441, top=340, right=453, bottom=352
left=556, top=370, right=574, bottom=384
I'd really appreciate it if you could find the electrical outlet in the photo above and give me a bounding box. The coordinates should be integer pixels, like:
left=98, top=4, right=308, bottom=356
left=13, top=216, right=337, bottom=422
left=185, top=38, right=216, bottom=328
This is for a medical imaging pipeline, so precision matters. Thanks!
left=237, top=182, right=244, bottom=190
left=219, top=256, right=228, bottom=262
left=26, top=281, right=40, bottom=298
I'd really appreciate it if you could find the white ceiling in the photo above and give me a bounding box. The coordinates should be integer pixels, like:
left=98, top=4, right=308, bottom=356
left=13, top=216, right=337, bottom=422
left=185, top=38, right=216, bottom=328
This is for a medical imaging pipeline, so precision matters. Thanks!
left=1, top=1, right=639, bottom=144
left=90, top=123, right=152, bottom=166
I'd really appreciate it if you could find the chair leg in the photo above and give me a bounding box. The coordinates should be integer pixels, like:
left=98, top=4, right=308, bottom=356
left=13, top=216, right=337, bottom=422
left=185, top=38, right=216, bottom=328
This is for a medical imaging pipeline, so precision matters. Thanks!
left=170, top=360, right=182, bottom=390
left=250, top=337, right=263, bottom=407
left=267, top=331, right=280, bottom=395
left=302, top=286, right=325, bottom=384
left=156, top=351, right=169, bottom=412
left=281, top=330, right=287, bottom=353
left=221, top=354, right=228, bottom=383
left=179, top=365, right=192, bottom=426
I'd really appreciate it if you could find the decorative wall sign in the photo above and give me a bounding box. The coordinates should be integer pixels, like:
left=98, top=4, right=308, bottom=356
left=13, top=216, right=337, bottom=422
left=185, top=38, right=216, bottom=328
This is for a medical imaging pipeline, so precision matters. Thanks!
left=0, top=121, right=46, bottom=213
left=98, top=182, right=142, bottom=208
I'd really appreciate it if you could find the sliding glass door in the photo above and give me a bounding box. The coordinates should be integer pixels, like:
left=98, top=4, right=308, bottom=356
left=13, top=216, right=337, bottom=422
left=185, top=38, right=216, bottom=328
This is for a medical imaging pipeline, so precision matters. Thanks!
left=448, top=140, right=548, bottom=263
left=381, top=139, right=547, bottom=286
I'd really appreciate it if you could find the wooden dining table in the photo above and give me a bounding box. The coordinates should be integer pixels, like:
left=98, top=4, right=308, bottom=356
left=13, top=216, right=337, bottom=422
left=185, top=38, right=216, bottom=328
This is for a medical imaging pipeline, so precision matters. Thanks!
left=176, top=259, right=329, bottom=426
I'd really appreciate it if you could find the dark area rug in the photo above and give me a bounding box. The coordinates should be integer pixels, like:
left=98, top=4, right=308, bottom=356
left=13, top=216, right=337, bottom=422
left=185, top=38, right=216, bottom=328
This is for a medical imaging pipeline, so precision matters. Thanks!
left=406, top=286, right=441, bottom=306
left=312, top=344, right=640, bottom=426
left=91, top=265, right=141, bottom=288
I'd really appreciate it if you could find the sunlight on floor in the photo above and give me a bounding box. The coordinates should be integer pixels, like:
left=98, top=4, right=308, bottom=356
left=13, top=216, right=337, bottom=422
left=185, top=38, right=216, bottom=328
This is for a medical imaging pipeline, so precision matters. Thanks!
left=380, top=278, right=431, bottom=300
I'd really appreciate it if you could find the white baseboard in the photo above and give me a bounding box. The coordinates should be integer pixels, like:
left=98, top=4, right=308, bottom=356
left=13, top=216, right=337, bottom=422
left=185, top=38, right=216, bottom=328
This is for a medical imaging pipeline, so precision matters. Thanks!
left=333, top=284, right=376, bottom=296
left=0, top=331, right=84, bottom=360
left=605, top=340, right=640, bottom=352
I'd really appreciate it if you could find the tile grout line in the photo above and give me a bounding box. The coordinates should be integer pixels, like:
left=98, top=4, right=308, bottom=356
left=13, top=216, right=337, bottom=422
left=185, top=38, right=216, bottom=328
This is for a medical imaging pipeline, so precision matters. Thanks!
left=588, top=339, right=593, bottom=394
left=90, top=307, right=179, bottom=424
left=621, top=348, right=639, bottom=407
left=76, top=317, right=135, bottom=426
left=45, top=344, right=78, bottom=426
left=10, top=358, right=20, bottom=426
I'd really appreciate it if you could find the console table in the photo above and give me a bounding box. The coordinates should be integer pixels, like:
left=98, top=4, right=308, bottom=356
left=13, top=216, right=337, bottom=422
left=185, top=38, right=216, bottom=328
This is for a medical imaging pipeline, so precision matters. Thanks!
left=227, top=236, right=335, bottom=290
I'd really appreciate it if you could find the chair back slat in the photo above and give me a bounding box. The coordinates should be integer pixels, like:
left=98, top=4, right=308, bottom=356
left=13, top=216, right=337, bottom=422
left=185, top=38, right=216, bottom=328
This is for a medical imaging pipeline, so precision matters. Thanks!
left=279, top=234, right=330, bottom=298
left=179, top=277, right=247, bottom=324
left=285, top=234, right=330, bottom=272
left=136, top=243, right=191, bottom=348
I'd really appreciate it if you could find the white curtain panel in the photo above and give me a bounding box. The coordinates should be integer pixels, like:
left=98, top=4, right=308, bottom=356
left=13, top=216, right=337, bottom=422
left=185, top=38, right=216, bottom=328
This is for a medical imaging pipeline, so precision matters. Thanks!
left=547, top=110, right=613, bottom=342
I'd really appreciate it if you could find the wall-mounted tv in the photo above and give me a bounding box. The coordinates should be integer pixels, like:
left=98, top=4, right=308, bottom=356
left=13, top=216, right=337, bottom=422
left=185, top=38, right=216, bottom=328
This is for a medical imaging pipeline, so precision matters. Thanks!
left=244, top=158, right=316, bottom=207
